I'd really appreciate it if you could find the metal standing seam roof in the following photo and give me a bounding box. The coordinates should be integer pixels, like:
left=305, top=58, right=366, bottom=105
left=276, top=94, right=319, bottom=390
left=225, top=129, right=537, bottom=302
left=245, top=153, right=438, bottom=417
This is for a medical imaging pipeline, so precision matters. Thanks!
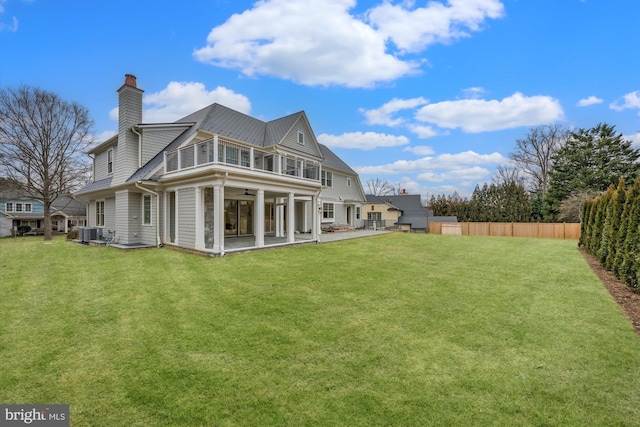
left=318, top=144, right=358, bottom=175
left=126, top=104, right=316, bottom=183
left=76, top=177, right=113, bottom=194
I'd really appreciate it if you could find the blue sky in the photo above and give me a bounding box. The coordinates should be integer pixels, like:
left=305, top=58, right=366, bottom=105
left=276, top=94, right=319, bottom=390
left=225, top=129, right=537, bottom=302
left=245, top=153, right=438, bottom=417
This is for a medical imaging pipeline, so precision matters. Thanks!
left=1, top=0, right=639, bottom=198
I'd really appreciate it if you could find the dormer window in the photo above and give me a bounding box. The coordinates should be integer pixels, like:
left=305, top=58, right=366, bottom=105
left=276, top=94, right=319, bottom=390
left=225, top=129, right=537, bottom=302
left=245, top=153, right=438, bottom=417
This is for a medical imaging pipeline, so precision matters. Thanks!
left=297, top=131, right=305, bottom=145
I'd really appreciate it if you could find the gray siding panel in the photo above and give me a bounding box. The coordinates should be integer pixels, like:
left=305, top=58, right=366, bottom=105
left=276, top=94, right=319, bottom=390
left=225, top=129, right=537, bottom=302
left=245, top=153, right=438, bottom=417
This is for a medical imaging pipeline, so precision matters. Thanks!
left=104, top=197, right=116, bottom=232
left=115, top=191, right=132, bottom=244
left=158, top=192, right=165, bottom=242
left=280, top=119, right=321, bottom=157
left=320, top=172, right=363, bottom=202
left=128, top=192, right=142, bottom=243
left=139, top=194, right=154, bottom=245
left=177, top=187, right=195, bottom=248
left=94, top=145, right=116, bottom=182
left=141, top=128, right=185, bottom=166
left=87, top=200, right=96, bottom=226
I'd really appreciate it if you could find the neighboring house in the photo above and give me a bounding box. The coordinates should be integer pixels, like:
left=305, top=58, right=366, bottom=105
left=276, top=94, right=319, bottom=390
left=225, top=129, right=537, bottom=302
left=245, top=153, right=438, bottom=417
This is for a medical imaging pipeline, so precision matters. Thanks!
left=0, top=190, right=87, bottom=237
left=75, top=74, right=366, bottom=254
left=365, top=192, right=457, bottom=233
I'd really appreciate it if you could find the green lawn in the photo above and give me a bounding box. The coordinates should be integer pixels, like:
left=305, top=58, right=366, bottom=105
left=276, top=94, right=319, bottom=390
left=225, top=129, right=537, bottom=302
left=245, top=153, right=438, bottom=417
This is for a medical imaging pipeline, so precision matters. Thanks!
left=1, top=234, right=640, bottom=426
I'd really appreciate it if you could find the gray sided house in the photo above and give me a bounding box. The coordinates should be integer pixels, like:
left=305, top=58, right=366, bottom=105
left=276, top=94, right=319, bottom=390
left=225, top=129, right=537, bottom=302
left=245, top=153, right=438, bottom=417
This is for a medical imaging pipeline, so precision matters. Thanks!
left=75, top=75, right=366, bottom=254
left=364, top=193, right=457, bottom=233
left=0, top=188, right=87, bottom=237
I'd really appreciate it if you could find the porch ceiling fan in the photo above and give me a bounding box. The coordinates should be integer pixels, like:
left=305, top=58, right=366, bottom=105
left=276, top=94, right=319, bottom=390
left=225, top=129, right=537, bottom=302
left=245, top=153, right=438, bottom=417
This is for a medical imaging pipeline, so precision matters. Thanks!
left=231, top=189, right=255, bottom=196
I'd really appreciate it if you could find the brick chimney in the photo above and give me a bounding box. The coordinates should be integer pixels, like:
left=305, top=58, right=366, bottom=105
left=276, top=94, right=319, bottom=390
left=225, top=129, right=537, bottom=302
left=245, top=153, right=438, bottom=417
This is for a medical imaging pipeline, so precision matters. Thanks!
left=112, top=74, right=144, bottom=186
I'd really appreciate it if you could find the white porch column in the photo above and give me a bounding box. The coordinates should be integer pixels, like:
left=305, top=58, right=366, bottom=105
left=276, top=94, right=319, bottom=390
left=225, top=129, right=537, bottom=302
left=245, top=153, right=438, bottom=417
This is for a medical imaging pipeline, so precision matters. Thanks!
left=213, top=135, right=219, bottom=163
left=213, top=184, right=224, bottom=254
left=311, top=194, right=319, bottom=241
left=195, top=186, right=204, bottom=250
left=255, top=189, right=265, bottom=247
left=275, top=199, right=283, bottom=237
left=287, top=192, right=295, bottom=243
left=302, top=200, right=309, bottom=233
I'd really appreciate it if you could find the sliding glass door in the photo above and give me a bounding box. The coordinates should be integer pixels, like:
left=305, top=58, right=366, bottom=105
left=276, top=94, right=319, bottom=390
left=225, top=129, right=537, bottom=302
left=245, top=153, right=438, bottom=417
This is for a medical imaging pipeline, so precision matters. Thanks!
left=224, top=200, right=254, bottom=237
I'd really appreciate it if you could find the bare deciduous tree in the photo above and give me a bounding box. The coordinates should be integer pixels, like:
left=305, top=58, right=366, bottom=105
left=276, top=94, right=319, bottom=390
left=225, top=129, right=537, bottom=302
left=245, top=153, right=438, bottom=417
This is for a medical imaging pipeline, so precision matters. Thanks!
left=558, top=190, right=599, bottom=223
left=366, top=178, right=394, bottom=196
left=0, top=85, right=94, bottom=240
left=510, top=124, right=569, bottom=197
left=492, top=164, right=526, bottom=187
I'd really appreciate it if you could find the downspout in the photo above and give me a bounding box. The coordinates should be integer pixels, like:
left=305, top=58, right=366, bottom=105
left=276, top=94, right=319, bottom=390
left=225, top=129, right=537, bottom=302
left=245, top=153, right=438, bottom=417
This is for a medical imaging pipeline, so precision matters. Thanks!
left=131, top=126, right=142, bottom=168
left=135, top=181, right=161, bottom=248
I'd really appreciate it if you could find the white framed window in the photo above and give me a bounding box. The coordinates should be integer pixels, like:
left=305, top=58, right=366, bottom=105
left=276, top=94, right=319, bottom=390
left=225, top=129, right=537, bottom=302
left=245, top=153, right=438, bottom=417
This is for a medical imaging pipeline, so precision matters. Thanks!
left=96, top=200, right=105, bottom=226
left=322, top=203, right=334, bottom=221
left=321, top=170, right=333, bottom=187
left=5, top=202, right=13, bottom=212
left=297, top=131, right=305, bottom=145
left=107, top=149, right=113, bottom=174
left=15, top=203, right=22, bottom=212
left=347, top=177, right=352, bottom=187
left=24, top=203, right=32, bottom=212
left=368, top=212, right=381, bottom=221
left=356, top=206, right=361, bottom=220
left=143, top=194, right=152, bottom=226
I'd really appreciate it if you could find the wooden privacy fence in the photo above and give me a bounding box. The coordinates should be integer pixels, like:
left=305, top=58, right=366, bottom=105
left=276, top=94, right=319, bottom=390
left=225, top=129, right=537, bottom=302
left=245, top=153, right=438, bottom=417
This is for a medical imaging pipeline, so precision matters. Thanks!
left=429, top=222, right=581, bottom=240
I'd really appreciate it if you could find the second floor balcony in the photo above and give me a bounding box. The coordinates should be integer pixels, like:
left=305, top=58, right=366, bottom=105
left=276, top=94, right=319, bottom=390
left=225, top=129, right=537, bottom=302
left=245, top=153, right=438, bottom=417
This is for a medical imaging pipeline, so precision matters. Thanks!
left=164, top=137, right=321, bottom=182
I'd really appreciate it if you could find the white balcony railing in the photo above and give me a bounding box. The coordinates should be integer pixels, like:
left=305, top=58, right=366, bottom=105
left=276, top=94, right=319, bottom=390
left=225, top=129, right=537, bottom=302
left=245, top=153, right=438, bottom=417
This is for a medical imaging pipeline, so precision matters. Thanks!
left=164, top=137, right=321, bottom=182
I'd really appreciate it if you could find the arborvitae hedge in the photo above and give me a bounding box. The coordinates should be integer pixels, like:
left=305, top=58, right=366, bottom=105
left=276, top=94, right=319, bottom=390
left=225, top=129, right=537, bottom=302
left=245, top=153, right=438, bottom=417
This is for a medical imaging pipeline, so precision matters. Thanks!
left=581, top=178, right=640, bottom=291
left=604, top=179, right=626, bottom=270
left=597, top=185, right=615, bottom=264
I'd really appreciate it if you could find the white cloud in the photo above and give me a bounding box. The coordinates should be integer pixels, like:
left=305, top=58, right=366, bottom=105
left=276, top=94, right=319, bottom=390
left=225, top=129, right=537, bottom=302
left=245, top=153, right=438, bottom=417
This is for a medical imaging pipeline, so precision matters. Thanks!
left=461, top=87, right=486, bottom=99
left=108, top=81, right=251, bottom=124
left=577, top=96, right=602, bottom=107
left=417, top=166, right=491, bottom=183
left=318, top=131, right=409, bottom=150
left=0, top=15, right=17, bottom=32
left=361, top=97, right=428, bottom=126
left=414, top=92, right=564, bottom=133
left=404, top=145, right=436, bottom=156
left=355, top=150, right=506, bottom=175
left=367, top=0, right=504, bottom=53
left=143, top=81, right=251, bottom=122
left=194, top=0, right=504, bottom=87
left=95, top=130, right=117, bottom=143
left=624, top=132, right=640, bottom=148
left=0, top=0, right=19, bottom=32
left=610, top=91, right=640, bottom=114
left=407, top=124, right=439, bottom=139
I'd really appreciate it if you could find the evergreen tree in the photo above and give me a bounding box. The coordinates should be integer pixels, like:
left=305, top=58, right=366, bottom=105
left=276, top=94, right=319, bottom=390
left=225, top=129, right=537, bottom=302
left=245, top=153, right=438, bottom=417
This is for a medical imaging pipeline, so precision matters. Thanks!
left=604, top=179, right=626, bottom=270
left=618, top=180, right=640, bottom=288
left=597, top=185, right=616, bottom=263
left=613, top=180, right=639, bottom=279
left=545, top=123, right=640, bottom=221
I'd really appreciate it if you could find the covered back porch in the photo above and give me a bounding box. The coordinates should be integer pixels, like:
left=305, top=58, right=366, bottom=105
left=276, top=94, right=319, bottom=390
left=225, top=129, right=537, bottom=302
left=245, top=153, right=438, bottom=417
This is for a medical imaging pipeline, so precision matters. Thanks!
left=161, top=176, right=322, bottom=256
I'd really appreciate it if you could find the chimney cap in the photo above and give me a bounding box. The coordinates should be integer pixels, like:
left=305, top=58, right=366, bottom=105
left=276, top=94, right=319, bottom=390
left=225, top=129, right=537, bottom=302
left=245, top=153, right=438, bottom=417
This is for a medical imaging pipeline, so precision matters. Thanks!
left=124, top=74, right=137, bottom=88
